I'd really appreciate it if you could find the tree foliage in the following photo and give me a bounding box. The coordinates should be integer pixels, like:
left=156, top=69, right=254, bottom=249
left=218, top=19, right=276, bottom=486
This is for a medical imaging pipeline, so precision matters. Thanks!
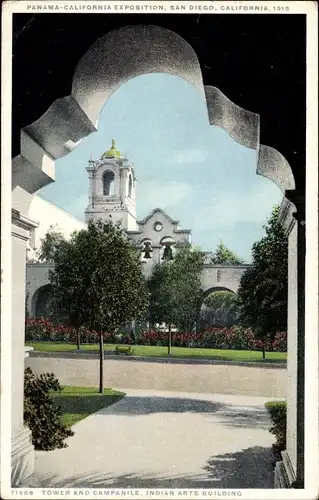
left=237, top=205, right=288, bottom=347
left=201, top=290, right=239, bottom=328
left=148, top=247, right=204, bottom=333
left=48, top=219, right=149, bottom=333
left=211, top=242, right=244, bottom=265
left=37, top=225, right=66, bottom=262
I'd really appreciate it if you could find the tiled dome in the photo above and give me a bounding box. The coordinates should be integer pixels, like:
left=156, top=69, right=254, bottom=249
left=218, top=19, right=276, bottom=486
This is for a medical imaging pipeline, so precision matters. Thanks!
left=101, top=139, right=122, bottom=159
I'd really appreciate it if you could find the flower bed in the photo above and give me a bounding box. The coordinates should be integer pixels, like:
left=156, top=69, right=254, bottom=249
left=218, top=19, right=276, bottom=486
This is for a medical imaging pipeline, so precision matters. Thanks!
left=25, top=318, right=287, bottom=352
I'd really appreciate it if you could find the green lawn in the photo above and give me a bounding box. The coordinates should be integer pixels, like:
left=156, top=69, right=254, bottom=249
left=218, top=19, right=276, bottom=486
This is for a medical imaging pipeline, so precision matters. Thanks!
left=51, top=386, right=125, bottom=427
left=28, top=341, right=287, bottom=363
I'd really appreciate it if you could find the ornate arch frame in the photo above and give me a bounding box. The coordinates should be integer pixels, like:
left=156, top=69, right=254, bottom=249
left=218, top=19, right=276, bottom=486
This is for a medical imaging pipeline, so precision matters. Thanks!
left=12, top=24, right=295, bottom=208
left=9, top=23, right=307, bottom=489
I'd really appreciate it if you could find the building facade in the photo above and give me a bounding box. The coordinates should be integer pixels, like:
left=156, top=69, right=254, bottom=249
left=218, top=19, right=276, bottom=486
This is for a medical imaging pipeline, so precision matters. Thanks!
left=84, top=140, right=192, bottom=276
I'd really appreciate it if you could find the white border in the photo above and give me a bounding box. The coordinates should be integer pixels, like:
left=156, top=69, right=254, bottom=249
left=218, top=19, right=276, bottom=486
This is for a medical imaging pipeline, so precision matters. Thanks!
left=1, top=1, right=318, bottom=499
left=1, top=0, right=13, bottom=495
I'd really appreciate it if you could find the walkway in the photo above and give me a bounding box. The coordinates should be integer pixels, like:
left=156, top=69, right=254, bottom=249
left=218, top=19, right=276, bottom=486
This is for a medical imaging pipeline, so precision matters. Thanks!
left=23, top=389, right=278, bottom=488
left=27, top=356, right=286, bottom=397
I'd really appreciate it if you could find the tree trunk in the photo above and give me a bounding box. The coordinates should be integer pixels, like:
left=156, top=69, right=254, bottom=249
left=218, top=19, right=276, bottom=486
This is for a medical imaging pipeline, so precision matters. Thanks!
left=76, top=328, right=81, bottom=350
left=99, top=332, right=104, bottom=394
left=262, top=344, right=266, bottom=359
left=168, top=324, right=172, bottom=355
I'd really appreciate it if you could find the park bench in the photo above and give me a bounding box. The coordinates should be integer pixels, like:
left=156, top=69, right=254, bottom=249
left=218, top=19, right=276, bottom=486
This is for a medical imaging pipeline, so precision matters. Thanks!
left=115, top=345, right=132, bottom=356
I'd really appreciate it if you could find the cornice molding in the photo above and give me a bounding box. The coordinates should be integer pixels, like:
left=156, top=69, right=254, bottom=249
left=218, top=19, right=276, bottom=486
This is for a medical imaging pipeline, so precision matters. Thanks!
left=12, top=209, right=39, bottom=232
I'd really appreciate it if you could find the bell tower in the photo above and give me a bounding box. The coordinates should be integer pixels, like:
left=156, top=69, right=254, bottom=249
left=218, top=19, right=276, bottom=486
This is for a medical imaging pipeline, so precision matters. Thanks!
left=85, top=140, right=137, bottom=231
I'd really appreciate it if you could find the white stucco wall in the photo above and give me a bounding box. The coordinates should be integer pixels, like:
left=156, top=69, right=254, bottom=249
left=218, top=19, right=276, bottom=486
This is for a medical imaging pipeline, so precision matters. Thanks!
left=26, top=262, right=249, bottom=318
left=27, top=195, right=87, bottom=260
left=200, top=265, right=248, bottom=294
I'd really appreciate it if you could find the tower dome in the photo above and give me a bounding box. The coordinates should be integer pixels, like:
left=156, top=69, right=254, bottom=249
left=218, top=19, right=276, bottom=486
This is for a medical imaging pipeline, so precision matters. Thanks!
left=101, top=139, right=122, bottom=159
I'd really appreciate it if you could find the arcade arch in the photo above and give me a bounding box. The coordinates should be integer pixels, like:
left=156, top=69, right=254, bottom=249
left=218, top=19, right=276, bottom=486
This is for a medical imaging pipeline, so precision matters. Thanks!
left=202, top=285, right=236, bottom=301
left=31, top=284, right=53, bottom=318
left=200, top=286, right=238, bottom=330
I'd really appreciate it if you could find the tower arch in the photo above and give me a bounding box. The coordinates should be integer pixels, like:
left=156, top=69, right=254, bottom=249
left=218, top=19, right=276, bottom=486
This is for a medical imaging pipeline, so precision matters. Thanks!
left=102, top=170, right=115, bottom=196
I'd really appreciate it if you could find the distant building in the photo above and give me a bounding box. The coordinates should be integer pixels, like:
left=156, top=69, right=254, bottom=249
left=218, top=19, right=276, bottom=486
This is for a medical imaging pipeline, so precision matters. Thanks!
left=26, top=141, right=248, bottom=317
left=27, top=140, right=192, bottom=274
left=84, top=140, right=192, bottom=276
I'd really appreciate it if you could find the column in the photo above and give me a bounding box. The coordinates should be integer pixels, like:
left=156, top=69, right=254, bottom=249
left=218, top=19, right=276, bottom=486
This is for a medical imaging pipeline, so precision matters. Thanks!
left=89, top=171, right=94, bottom=206
left=11, top=209, right=39, bottom=486
left=86, top=165, right=95, bottom=207
left=275, top=191, right=305, bottom=488
left=120, top=166, right=128, bottom=199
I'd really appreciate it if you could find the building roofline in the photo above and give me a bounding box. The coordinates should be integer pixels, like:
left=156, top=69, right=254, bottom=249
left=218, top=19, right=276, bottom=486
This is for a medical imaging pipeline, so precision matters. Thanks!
left=34, top=195, right=87, bottom=225
left=137, top=208, right=179, bottom=225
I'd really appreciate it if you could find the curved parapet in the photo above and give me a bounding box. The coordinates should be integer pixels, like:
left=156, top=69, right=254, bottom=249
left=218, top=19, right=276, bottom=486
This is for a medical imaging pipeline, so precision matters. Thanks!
left=19, top=25, right=204, bottom=167
left=205, top=86, right=295, bottom=193
left=257, top=144, right=296, bottom=193
left=72, top=24, right=205, bottom=127
left=205, top=86, right=259, bottom=150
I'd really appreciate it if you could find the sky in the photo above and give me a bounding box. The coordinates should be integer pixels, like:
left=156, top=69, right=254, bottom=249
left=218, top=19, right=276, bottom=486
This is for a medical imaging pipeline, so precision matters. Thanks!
left=39, top=73, right=282, bottom=263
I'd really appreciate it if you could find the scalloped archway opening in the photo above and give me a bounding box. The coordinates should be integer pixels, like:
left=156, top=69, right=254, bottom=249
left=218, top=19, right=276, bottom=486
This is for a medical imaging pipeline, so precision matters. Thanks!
left=13, top=24, right=295, bottom=209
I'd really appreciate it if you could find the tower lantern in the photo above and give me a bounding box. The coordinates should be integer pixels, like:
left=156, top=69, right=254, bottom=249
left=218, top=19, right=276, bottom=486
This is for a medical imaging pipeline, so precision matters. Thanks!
left=85, top=140, right=137, bottom=231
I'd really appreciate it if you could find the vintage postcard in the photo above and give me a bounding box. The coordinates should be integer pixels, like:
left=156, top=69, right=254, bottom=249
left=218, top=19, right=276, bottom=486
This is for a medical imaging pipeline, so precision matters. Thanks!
left=1, top=1, right=318, bottom=499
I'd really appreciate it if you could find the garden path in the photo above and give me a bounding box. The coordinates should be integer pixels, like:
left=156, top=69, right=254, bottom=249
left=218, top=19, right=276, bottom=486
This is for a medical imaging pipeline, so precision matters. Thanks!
left=23, top=389, right=279, bottom=489
left=27, top=356, right=286, bottom=397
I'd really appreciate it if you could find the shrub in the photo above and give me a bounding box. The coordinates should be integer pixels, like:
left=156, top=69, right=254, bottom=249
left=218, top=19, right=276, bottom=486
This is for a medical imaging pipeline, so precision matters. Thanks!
left=272, top=331, right=287, bottom=352
left=265, top=400, right=287, bottom=452
left=199, top=326, right=256, bottom=350
left=25, top=317, right=54, bottom=342
left=25, top=318, right=287, bottom=352
left=24, top=367, right=74, bottom=450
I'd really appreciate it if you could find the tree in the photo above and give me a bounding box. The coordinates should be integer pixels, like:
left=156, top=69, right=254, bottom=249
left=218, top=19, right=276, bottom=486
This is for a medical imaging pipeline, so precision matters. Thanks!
left=37, top=225, right=66, bottom=262
left=148, top=247, right=204, bottom=354
left=48, top=219, right=148, bottom=392
left=211, top=242, right=244, bottom=265
left=237, top=206, right=288, bottom=358
left=201, top=290, right=239, bottom=328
